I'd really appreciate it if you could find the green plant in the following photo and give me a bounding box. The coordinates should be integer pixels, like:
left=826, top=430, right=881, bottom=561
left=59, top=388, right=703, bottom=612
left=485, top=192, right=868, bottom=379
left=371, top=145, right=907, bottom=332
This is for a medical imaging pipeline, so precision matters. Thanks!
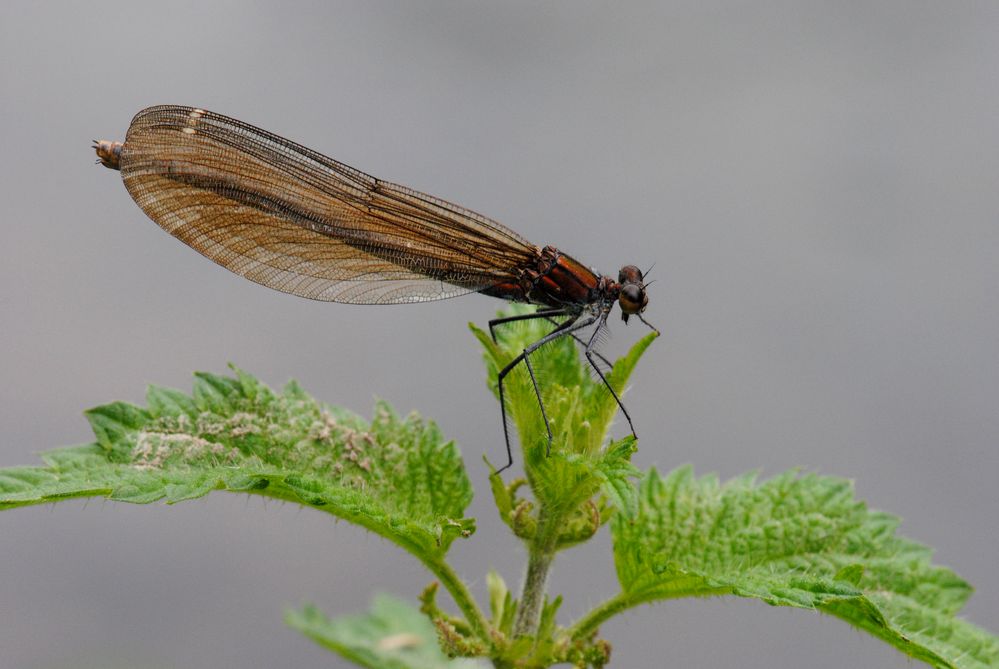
left=1, top=304, right=996, bottom=668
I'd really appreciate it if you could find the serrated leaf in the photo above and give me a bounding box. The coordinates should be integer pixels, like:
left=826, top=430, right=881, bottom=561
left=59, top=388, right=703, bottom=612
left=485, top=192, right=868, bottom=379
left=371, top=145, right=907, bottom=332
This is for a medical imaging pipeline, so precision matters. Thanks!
left=610, top=466, right=999, bottom=669
left=589, top=332, right=657, bottom=442
left=0, top=368, right=474, bottom=558
left=231, top=363, right=267, bottom=401
left=473, top=306, right=653, bottom=521
left=472, top=305, right=656, bottom=465
left=593, top=436, right=640, bottom=515
left=287, top=595, right=485, bottom=669
left=84, top=402, right=150, bottom=456
left=146, top=385, right=198, bottom=419
left=192, top=371, right=241, bottom=412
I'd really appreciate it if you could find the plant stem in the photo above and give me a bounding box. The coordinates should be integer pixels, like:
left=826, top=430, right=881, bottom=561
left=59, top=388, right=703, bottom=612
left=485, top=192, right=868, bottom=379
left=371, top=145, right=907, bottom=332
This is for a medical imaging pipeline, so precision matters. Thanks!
left=513, top=505, right=559, bottom=636
left=264, top=484, right=493, bottom=643
left=566, top=585, right=731, bottom=641
left=424, top=555, right=492, bottom=643
left=566, top=592, right=633, bottom=640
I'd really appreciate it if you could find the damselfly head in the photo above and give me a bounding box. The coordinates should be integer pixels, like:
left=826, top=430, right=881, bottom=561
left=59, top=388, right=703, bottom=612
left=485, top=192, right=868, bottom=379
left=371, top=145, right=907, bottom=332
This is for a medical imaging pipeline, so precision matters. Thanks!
left=617, top=264, right=649, bottom=323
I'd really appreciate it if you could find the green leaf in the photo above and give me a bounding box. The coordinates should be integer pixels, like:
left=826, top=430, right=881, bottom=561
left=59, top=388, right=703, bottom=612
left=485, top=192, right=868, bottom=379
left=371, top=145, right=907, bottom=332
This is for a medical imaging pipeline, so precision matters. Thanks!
left=287, top=595, right=485, bottom=669
left=0, top=368, right=474, bottom=557
left=473, top=305, right=657, bottom=464
left=486, top=569, right=516, bottom=635
left=589, top=332, right=657, bottom=446
left=84, top=401, right=150, bottom=457
left=146, top=385, right=198, bottom=419
left=472, top=306, right=653, bottom=515
left=610, top=466, right=999, bottom=669
left=592, top=436, right=640, bottom=516
left=192, top=371, right=242, bottom=413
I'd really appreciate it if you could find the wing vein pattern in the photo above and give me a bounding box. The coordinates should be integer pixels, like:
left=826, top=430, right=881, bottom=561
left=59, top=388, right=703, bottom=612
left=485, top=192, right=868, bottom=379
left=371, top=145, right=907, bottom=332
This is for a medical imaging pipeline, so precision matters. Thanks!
left=119, top=105, right=540, bottom=304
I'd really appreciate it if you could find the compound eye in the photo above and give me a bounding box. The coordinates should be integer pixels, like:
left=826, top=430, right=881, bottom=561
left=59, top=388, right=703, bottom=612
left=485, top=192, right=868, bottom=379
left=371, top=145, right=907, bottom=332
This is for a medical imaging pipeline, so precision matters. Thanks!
left=619, top=265, right=643, bottom=284
left=619, top=284, right=645, bottom=314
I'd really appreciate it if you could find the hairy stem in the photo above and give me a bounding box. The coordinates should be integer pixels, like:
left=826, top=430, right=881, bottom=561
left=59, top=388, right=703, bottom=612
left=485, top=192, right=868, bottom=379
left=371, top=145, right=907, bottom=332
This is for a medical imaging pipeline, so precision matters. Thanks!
left=566, top=592, right=633, bottom=640
left=513, top=506, right=559, bottom=636
left=567, top=585, right=731, bottom=641
left=423, top=555, right=492, bottom=643
left=260, top=485, right=494, bottom=643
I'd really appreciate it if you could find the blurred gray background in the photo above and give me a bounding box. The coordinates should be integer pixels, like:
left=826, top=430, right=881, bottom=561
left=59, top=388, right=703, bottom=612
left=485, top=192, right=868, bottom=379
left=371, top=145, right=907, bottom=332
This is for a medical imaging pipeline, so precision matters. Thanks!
left=1, top=2, right=997, bottom=667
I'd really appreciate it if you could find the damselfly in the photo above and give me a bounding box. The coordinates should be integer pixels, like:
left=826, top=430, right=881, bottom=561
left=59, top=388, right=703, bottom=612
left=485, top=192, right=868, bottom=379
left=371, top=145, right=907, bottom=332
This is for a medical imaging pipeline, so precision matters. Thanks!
left=95, top=105, right=657, bottom=470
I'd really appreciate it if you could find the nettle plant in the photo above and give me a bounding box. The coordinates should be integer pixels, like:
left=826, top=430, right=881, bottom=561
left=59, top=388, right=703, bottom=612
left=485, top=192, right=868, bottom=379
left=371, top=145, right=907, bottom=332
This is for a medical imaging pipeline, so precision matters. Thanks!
left=1, top=305, right=996, bottom=668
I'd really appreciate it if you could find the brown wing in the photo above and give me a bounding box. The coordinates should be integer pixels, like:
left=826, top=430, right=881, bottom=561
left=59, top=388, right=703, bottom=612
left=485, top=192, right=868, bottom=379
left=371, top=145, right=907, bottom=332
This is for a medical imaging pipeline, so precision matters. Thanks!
left=117, top=105, right=539, bottom=304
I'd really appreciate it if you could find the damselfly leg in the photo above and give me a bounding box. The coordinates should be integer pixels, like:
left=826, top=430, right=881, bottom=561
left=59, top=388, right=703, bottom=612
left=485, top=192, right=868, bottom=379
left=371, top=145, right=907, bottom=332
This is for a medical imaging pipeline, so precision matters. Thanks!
left=488, top=309, right=614, bottom=369
left=584, top=311, right=637, bottom=440
left=494, top=313, right=597, bottom=472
